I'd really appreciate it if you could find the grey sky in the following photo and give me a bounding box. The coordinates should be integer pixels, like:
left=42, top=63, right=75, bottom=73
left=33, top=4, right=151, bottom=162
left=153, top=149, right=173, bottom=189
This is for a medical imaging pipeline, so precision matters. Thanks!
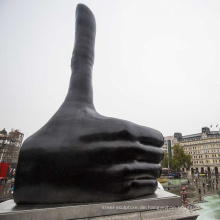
left=1, top=0, right=220, bottom=140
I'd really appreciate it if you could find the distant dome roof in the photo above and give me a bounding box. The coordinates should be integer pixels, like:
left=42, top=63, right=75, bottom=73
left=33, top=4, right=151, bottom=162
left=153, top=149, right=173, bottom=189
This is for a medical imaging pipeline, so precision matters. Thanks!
left=0, top=128, right=7, bottom=135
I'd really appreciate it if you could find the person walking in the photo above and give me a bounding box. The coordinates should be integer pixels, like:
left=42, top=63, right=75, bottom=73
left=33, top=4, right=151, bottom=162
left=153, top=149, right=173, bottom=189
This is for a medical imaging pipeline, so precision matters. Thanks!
left=11, top=185, right=14, bottom=195
left=182, top=187, right=187, bottom=204
left=198, top=188, right=201, bottom=201
left=9, top=183, right=14, bottom=195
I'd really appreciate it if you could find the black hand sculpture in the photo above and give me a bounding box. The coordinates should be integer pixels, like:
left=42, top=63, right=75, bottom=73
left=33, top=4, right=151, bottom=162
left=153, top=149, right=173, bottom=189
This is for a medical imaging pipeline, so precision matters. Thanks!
left=14, top=4, right=164, bottom=204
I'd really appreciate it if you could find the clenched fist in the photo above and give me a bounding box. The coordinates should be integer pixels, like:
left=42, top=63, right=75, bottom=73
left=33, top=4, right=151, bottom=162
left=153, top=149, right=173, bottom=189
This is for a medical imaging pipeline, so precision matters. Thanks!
left=14, top=4, right=164, bottom=204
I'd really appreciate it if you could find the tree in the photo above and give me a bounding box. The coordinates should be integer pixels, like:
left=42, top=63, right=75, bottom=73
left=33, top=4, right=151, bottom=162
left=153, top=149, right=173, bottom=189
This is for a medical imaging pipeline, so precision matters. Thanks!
left=160, top=144, right=192, bottom=171
left=184, top=154, right=192, bottom=170
left=161, top=151, right=169, bottom=168
left=170, top=144, right=192, bottom=171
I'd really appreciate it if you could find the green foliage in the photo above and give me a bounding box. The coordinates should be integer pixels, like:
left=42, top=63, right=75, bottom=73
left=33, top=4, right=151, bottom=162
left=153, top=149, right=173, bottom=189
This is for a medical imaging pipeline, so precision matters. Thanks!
left=171, top=144, right=192, bottom=171
left=161, top=144, right=192, bottom=171
left=161, top=151, right=169, bottom=168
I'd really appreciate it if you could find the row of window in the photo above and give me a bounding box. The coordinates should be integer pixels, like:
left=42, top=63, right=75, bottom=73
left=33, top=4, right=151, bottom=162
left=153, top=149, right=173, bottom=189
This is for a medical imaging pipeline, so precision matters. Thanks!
left=183, top=144, right=220, bottom=151
left=193, top=159, right=220, bottom=164
left=193, top=155, right=203, bottom=158
left=193, top=154, right=220, bottom=159
left=181, top=138, right=220, bottom=146
left=186, top=149, right=220, bottom=155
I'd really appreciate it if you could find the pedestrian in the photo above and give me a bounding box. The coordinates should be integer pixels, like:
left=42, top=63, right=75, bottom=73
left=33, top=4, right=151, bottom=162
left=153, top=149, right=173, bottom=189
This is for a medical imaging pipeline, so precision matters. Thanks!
left=11, top=185, right=14, bottom=195
left=198, top=188, right=201, bottom=201
left=10, top=183, right=14, bottom=195
left=203, top=182, right=205, bottom=187
left=188, top=180, right=190, bottom=184
left=182, top=187, right=187, bottom=204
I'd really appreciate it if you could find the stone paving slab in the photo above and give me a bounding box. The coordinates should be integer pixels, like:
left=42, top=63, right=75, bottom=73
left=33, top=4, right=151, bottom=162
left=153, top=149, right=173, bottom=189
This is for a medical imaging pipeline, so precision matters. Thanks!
left=82, top=208, right=198, bottom=220
left=0, top=189, right=184, bottom=220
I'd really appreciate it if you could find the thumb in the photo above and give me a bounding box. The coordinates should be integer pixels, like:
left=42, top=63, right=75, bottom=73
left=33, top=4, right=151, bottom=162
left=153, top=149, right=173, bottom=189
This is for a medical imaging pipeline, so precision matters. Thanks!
left=71, top=4, right=96, bottom=65
left=67, top=4, right=96, bottom=108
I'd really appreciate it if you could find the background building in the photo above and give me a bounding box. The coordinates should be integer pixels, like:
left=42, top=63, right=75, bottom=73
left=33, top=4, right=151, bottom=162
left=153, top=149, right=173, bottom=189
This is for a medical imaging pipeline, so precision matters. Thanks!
left=0, top=128, right=24, bottom=178
left=174, top=127, right=220, bottom=175
left=162, top=136, right=174, bottom=157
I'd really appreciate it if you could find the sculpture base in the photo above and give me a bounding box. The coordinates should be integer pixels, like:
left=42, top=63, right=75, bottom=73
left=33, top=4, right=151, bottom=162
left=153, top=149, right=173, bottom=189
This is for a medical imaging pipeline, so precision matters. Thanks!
left=0, top=189, right=198, bottom=220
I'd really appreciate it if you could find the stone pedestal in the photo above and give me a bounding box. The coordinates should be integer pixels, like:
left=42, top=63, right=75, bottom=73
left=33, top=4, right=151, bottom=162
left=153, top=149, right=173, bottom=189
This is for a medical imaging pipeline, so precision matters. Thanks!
left=0, top=189, right=198, bottom=220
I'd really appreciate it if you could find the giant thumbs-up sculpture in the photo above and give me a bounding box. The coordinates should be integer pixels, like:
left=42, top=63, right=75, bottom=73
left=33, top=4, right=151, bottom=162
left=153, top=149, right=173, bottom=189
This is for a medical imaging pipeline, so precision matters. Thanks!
left=14, top=4, right=164, bottom=204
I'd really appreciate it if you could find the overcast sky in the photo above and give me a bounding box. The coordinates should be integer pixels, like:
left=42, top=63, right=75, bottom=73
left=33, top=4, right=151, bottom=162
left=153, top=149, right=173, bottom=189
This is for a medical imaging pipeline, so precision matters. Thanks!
left=1, top=0, right=220, bottom=140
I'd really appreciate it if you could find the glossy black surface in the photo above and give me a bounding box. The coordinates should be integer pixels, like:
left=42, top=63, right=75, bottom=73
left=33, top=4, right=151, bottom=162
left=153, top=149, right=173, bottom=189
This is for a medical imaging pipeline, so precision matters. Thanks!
left=14, top=4, right=164, bottom=204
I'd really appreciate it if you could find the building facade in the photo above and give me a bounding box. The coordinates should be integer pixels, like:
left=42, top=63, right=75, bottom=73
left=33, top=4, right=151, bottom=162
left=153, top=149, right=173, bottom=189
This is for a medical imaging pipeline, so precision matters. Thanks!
left=0, top=128, right=24, bottom=172
left=174, top=127, right=220, bottom=174
left=162, top=136, right=174, bottom=157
